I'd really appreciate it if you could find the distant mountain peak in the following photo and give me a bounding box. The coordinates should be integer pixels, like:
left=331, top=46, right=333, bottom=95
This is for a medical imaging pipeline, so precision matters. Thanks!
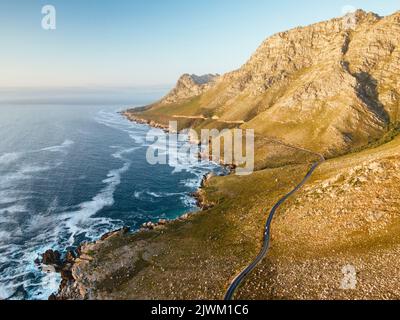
left=159, top=73, right=220, bottom=105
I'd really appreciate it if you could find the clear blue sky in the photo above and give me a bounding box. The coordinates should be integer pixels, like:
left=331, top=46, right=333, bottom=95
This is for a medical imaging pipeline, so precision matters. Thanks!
left=0, top=0, right=398, bottom=88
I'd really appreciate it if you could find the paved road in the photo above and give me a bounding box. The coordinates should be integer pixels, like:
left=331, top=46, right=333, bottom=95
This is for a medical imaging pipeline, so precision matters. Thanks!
left=224, top=147, right=325, bottom=300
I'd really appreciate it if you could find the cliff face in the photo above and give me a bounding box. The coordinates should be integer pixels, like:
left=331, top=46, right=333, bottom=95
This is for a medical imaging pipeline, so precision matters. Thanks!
left=158, top=73, right=220, bottom=105
left=131, top=10, right=400, bottom=156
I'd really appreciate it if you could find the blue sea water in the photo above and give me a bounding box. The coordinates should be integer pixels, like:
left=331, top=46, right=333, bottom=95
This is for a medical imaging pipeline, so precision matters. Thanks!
left=0, top=102, right=224, bottom=300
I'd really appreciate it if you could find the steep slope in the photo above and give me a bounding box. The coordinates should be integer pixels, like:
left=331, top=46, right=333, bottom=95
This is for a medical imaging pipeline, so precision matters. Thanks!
left=151, top=73, right=219, bottom=106
left=237, top=135, right=400, bottom=300
left=57, top=125, right=400, bottom=300
left=128, top=10, right=400, bottom=157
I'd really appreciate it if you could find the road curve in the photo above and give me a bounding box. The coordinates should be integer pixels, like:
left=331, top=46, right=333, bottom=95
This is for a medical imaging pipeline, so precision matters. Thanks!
left=224, top=147, right=325, bottom=300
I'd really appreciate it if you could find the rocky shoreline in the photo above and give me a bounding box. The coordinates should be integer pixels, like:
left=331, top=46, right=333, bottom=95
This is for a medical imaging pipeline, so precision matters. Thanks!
left=38, top=171, right=216, bottom=300
left=122, top=111, right=170, bottom=132
left=122, top=110, right=237, bottom=169
left=37, top=227, right=131, bottom=300
left=37, top=111, right=224, bottom=299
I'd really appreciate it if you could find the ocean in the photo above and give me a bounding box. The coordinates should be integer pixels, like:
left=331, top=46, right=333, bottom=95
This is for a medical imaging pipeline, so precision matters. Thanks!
left=0, top=99, right=225, bottom=300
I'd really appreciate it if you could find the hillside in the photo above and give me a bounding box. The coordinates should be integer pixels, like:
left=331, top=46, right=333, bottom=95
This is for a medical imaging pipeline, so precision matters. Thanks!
left=237, top=134, right=400, bottom=299
left=127, top=10, right=400, bottom=158
left=156, top=73, right=220, bottom=106
left=56, top=134, right=400, bottom=300
left=54, top=10, right=400, bottom=300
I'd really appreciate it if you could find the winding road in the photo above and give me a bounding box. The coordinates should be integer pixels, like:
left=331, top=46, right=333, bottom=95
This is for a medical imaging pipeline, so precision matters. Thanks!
left=224, top=143, right=325, bottom=300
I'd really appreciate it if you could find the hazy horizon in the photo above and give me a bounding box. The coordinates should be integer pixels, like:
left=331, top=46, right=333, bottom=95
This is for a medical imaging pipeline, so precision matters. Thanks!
left=0, top=85, right=170, bottom=105
left=1, top=0, right=399, bottom=88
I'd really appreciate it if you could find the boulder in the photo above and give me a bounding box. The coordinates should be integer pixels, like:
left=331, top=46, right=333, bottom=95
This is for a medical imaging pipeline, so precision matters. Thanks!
left=65, top=250, right=76, bottom=264
left=41, top=249, right=62, bottom=267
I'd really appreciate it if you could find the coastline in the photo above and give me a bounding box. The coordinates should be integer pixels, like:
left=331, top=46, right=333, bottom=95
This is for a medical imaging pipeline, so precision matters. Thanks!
left=41, top=110, right=400, bottom=301
left=121, top=111, right=170, bottom=132
left=43, top=111, right=224, bottom=300
left=121, top=110, right=237, bottom=170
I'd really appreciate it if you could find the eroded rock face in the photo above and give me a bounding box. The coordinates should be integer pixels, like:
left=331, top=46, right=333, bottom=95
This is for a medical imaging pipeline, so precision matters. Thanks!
left=41, top=250, right=62, bottom=267
left=159, top=73, right=220, bottom=105
left=213, top=10, right=394, bottom=154
left=135, top=10, right=400, bottom=157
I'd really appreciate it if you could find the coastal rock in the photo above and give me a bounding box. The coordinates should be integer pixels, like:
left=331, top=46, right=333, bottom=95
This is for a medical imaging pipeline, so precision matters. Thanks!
left=200, top=173, right=214, bottom=188
left=180, top=214, right=190, bottom=220
left=37, top=227, right=132, bottom=300
left=41, top=249, right=62, bottom=268
left=100, top=226, right=130, bottom=241
left=188, top=172, right=217, bottom=210
left=65, top=250, right=76, bottom=264
left=142, top=221, right=157, bottom=230
left=61, top=269, right=74, bottom=282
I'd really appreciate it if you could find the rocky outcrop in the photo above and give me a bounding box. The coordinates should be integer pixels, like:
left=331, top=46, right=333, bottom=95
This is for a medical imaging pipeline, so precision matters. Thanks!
left=129, top=10, right=400, bottom=157
left=39, top=227, right=130, bottom=300
left=192, top=173, right=216, bottom=210
left=122, top=112, right=170, bottom=131
left=40, top=250, right=62, bottom=268
left=158, top=73, right=220, bottom=105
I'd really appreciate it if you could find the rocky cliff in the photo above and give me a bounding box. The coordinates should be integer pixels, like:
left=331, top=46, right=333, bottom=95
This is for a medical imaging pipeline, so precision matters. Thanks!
left=158, top=73, right=220, bottom=105
left=129, top=10, right=400, bottom=157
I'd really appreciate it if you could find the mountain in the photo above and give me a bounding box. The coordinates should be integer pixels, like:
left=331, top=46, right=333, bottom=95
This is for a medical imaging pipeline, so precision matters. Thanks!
left=157, top=73, right=220, bottom=105
left=127, top=10, right=400, bottom=157
left=58, top=10, right=400, bottom=301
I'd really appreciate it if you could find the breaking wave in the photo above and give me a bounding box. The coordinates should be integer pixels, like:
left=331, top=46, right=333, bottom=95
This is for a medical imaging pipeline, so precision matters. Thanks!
left=0, top=106, right=225, bottom=300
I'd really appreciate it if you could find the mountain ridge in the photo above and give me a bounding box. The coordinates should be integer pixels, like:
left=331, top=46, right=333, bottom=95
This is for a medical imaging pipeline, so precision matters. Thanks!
left=127, top=9, right=400, bottom=158
left=156, top=73, right=220, bottom=106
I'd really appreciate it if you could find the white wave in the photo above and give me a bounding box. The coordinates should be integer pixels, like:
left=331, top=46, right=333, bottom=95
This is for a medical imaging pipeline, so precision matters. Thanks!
left=181, top=178, right=200, bottom=189
left=129, top=133, right=147, bottom=145
left=146, top=191, right=163, bottom=198
left=133, top=190, right=185, bottom=201
left=0, top=152, right=21, bottom=165
left=0, top=140, right=73, bottom=168
left=24, top=213, right=59, bottom=236
left=0, top=230, right=12, bottom=243
left=29, top=271, right=61, bottom=300
left=0, top=191, right=31, bottom=205
left=0, top=204, right=27, bottom=215
left=180, top=194, right=197, bottom=208
left=96, top=110, right=151, bottom=147
left=133, top=191, right=143, bottom=199
left=0, top=240, right=62, bottom=300
left=0, top=159, right=62, bottom=191
left=40, top=140, right=74, bottom=153
left=0, top=222, right=24, bottom=245
left=148, top=191, right=183, bottom=198
left=61, top=147, right=136, bottom=245
left=112, top=147, right=140, bottom=160
left=0, top=165, right=54, bottom=191
left=20, top=164, right=53, bottom=174
left=0, top=109, right=227, bottom=300
left=0, top=285, right=14, bottom=300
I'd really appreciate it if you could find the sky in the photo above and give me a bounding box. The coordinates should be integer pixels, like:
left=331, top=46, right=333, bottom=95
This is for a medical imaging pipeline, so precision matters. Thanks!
left=0, top=0, right=399, bottom=88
